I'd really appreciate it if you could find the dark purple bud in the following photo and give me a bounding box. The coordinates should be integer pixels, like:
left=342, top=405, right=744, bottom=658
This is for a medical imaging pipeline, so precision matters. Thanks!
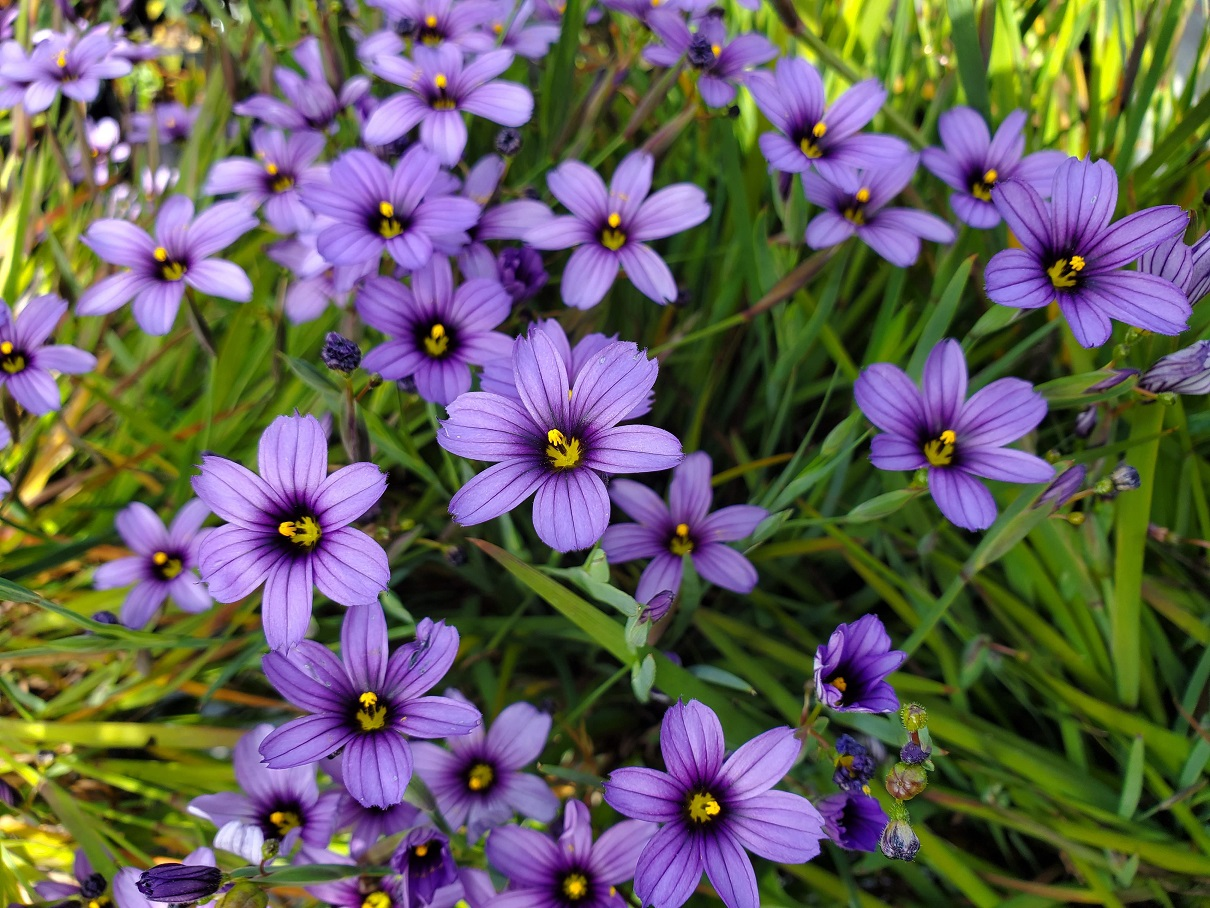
left=1111, top=464, right=1140, bottom=491
left=496, top=247, right=548, bottom=304
left=0, top=778, right=20, bottom=806
left=899, top=741, right=931, bottom=765
left=80, top=873, right=107, bottom=900
left=396, top=376, right=417, bottom=393
left=880, top=818, right=921, bottom=861
left=444, top=545, right=468, bottom=567
left=393, top=16, right=417, bottom=35
left=92, top=611, right=120, bottom=625
left=494, top=127, right=523, bottom=157
left=687, top=34, right=716, bottom=68
left=1086, top=369, right=1138, bottom=392
left=1037, top=464, right=1086, bottom=510
left=322, top=332, right=362, bottom=374
left=136, top=865, right=224, bottom=904
left=640, top=590, right=674, bottom=624
left=833, top=734, right=876, bottom=791
left=1074, top=406, right=1097, bottom=438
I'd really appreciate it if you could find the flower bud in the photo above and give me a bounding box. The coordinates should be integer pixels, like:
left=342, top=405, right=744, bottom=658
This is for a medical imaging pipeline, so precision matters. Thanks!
left=899, top=741, right=930, bottom=765
left=1074, top=406, right=1097, bottom=438
left=215, top=881, right=267, bottom=908
left=885, top=762, right=928, bottom=800
left=92, top=611, right=119, bottom=625
left=879, top=818, right=921, bottom=861
left=640, top=590, right=674, bottom=624
left=136, top=865, right=224, bottom=904
left=494, top=127, right=522, bottom=157
left=1110, top=464, right=1140, bottom=491
left=322, top=332, right=362, bottom=374
left=80, top=874, right=107, bottom=900
left=900, top=702, right=928, bottom=731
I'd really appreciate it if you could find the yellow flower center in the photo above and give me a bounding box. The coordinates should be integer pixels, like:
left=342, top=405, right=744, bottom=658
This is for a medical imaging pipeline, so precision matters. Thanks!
left=600, top=211, right=626, bottom=251
left=420, top=15, right=442, bottom=44
left=56, top=49, right=68, bottom=68
left=828, top=675, right=848, bottom=692
left=355, top=691, right=388, bottom=732
left=153, top=246, right=186, bottom=281
left=562, top=874, right=589, bottom=900
left=970, top=168, right=998, bottom=202
left=669, top=523, right=694, bottom=556
left=424, top=323, right=450, bottom=357
left=466, top=762, right=494, bottom=791
left=546, top=429, right=582, bottom=470
left=843, top=188, right=871, bottom=225
left=377, top=200, right=404, bottom=238
left=923, top=428, right=957, bottom=467
left=278, top=515, right=322, bottom=548
left=268, top=809, right=301, bottom=835
left=686, top=791, right=722, bottom=823
left=414, top=843, right=429, bottom=857
left=362, top=892, right=391, bottom=908
left=0, top=340, right=25, bottom=374
left=1047, top=255, right=1085, bottom=289
left=424, top=14, right=438, bottom=26
left=87, top=898, right=112, bottom=908
left=152, top=550, right=184, bottom=579
left=264, top=163, right=295, bottom=192
left=798, top=121, right=827, bottom=158
left=492, top=22, right=504, bottom=33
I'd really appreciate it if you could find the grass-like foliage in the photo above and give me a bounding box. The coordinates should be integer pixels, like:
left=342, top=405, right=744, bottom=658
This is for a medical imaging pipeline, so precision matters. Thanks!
left=2, top=0, right=1209, bottom=905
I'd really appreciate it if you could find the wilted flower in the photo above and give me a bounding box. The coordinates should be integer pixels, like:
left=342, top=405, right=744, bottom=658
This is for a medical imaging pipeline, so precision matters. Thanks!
left=832, top=734, right=876, bottom=791
left=1139, top=341, right=1210, bottom=395
left=412, top=693, right=558, bottom=840
left=233, top=36, right=369, bottom=132
left=438, top=329, right=682, bottom=551
left=493, top=246, right=548, bottom=303
left=748, top=58, right=907, bottom=179
left=0, top=295, right=96, bottom=415
left=525, top=150, right=710, bottom=308
left=601, top=451, right=768, bottom=601
left=364, top=46, right=533, bottom=165
left=814, top=614, right=906, bottom=713
left=899, top=741, right=931, bottom=764
left=803, top=157, right=956, bottom=266
left=816, top=792, right=888, bottom=852
left=204, top=129, right=327, bottom=234
left=68, top=117, right=129, bottom=185
left=495, top=126, right=523, bottom=156
left=301, top=147, right=479, bottom=271
left=188, top=726, right=332, bottom=863
left=879, top=817, right=920, bottom=861
left=485, top=800, right=654, bottom=908
left=641, top=589, right=675, bottom=623
left=93, top=500, right=212, bottom=628
left=259, top=606, right=482, bottom=808
left=357, top=258, right=512, bottom=405
left=853, top=338, right=1053, bottom=530
left=1074, top=407, right=1098, bottom=438
left=644, top=11, right=776, bottom=108
left=920, top=108, right=1065, bottom=228
left=604, top=700, right=826, bottom=908
left=389, top=828, right=457, bottom=905
left=136, top=864, right=224, bottom=904
left=79, top=197, right=257, bottom=335
left=984, top=156, right=1190, bottom=348
left=322, top=333, right=363, bottom=374
left=191, top=412, right=389, bottom=651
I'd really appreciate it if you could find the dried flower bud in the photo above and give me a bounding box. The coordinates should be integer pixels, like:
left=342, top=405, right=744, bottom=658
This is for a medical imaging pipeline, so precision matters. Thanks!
left=1110, top=464, right=1141, bottom=491
left=899, top=741, right=931, bottom=765
left=80, top=874, right=107, bottom=900
left=879, top=818, right=921, bottom=861
left=322, top=332, right=362, bottom=374
left=494, top=127, right=523, bottom=157
left=137, top=865, right=224, bottom=904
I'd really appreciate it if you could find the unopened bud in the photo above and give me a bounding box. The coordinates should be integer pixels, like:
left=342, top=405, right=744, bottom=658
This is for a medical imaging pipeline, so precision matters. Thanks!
left=899, top=741, right=930, bottom=765
left=1110, top=464, right=1140, bottom=491
left=1074, top=406, right=1097, bottom=438
left=885, top=762, right=928, bottom=800
left=879, top=818, right=921, bottom=861
left=137, top=865, right=224, bottom=904
left=900, top=702, right=928, bottom=731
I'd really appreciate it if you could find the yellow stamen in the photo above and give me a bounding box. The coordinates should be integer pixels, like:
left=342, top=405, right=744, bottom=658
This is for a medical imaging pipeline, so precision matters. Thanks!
left=829, top=676, right=847, bottom=692
left=548, top=428, right=566, bottom=446
left=153, top=246, right=169, bottom=262
left=855, top=187, right=871, bottom=203
left=467, top=763, right=494, bottom=791
left=1046, top=255, right=1084, bottom=289
left=272, top=174, right=295, bottom=192
left=939, top=429, right=956, bottom=446
left=356, top=690, right=388, bottom=731
left=414, top=843, right=429, bottom=857
left=710, top=44, right=721, bottom=56
left=378, top=201, right=404, bottom=238
left=435, top=73, right=448, bottom=89
left=278, top=515, right=322, bottom=548
left=983, top=168, right=998, bottom=184
left=424, top=14, right=438, bottom=26
left=265, top=162, right=279, bottom=175
left=424, top=323, right=449, bottom=357
left=545, top=429, right=582, bottom=470
left=268, top=810, right=301, bottom=834
left=669, top=523, right=694, bottom=556
left=56, top=49, right=67, bottom=68
left=0, top=341, right=11, bottom=354
left=923, top=429, right=957, bottom=467
left=971, top=168, right=999, bottom=202
left=812, top=121, right=827, bottom=138
left=843, top=189, right=871, bottom=225
left=562, top=874, right=589, bottom=900
left=362, top=892, right=391, bottom=908
left=601, top=212, right=626, bottom=251
left=379, top=201, right=395, bottom=218
left=492, top=22, right=503, bottom=33
left=687, top=791, right=721, bottom=823
left=152, top=551, right=183, bottom=579
left=607, top=212, right=621, bottom=228
left=1, top=339, right=25, bottom=374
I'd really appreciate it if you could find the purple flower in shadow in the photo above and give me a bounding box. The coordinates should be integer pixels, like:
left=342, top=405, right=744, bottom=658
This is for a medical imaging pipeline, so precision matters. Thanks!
left=813, top=615, right=905, bottom=713
left=601, top=451, right=767, bottom=601
left=816, top=792, right=887, bottom=852
left=853, top=338, right=1053, bottom=530
left=644, top=11, right=776, bottom=108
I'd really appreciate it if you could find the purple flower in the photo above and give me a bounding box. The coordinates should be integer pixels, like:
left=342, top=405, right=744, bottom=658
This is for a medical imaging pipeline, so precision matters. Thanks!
left=317, top=758, right=424, bottom=859
left=259, top=605, right=482, bottom=808
left=93, top=500, right=212, bottom=629
left=748, top=58, right=907, bottom=180
left=301, top=147, right=479, bottom=271
left=601, top=451, right=767, bottom=602
left=266, top=230, right=375, bottom=324
left=920, top=107, right=1065, bottom=229
left=0, top=27, right=131, bottom=113
left=853, top=338, right=1054, bottom=530
left=456, top=155, right=552, bottom=270
left=390, top=829, right=458, bottom=905
left=364, top=46, right=534, bottom=165
left=984, top=156, right=1190, bottom=348
left=525, top=150, right=710, bottom=308
left=78, top=197, right=257, bottom=335
left=188, top=726, right=332, bottom=862
left=803, top=157, right=956, bottom=266
left=1139, top=341, right=1210, bottom=394
left=480, top=321, right=652, bottom=419
left=485, top=0, right=561, bottom=60
left=128, top=102, right=200, bottom=144
left=816, top=792, right=887, bottom=852
left=113, top=850, right=219, bottom=908
left=644, top=11, right=775, bottom=108
left=832, top=734, right=875, bottom=791
left=474, top=245, right=548, bottom=304
left=363, top=0, right=497, bottom=53
left=357, top=257, right=512, bottom=405
left=204, top=129, right=328, bottom=234
left=485, top=799, right=654, bottom=908
left=413, top=693, right=558, bottom=840
left=813, top=615, right=905, bottom=713
left=0, top=295, right=95, bottom=415
left=438, top=328, right=682, bottom=552
left=604, top=699, right=827, bottom=908
left=1139, top=232, right=1210, bottom=305
left=305, top=851, right=494, bottom=908
left=190, top=412, right=389, bottom=651
left=233, top=37, right=370, bottom=132
left=34, top=850, right=107, bottom=904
